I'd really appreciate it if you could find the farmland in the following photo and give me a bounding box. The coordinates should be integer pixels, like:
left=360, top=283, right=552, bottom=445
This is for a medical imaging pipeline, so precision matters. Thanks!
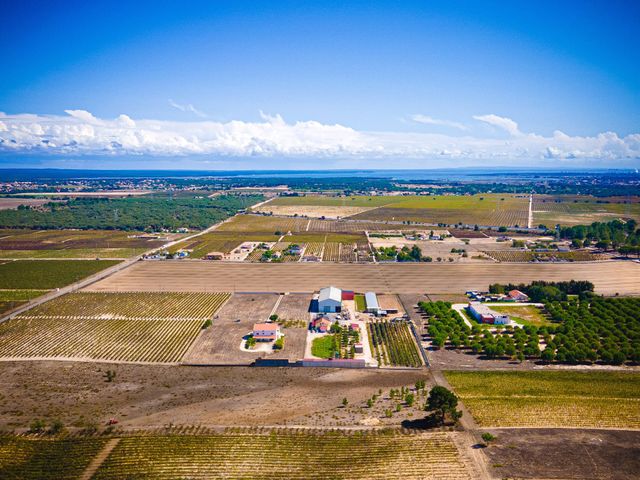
left=0, top=292, right=230, bottom=363
left=0, top=290, right=48, bottom=315
left=445, top=371, right=640, bottom=428
left=0, top=317, right=206, bottom=363
left=19, top=292, right=230, bottom=319
left=367, top=320, right=422, bottom=367
left=170, top=231, right=279, bottom=258
left=351, top=194, right=530, bottom=227
left=0, top=436, right=108, bottom=480
left=0, top=229, right=169, bottom=259
left=484, top=250, right=609, bottom=262
left=533, top=195, right=640, bottom=226
left=85, top=261, right=640, bottom=296
left=0, top=260, right=121, bottom=289
left=92, top=431, right=469, bottom=480
left=423, top=297, right=640, bottom=364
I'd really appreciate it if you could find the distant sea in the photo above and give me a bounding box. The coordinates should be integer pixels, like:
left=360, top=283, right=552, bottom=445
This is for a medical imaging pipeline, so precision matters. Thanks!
left=1, top=168, right=637, bottom=183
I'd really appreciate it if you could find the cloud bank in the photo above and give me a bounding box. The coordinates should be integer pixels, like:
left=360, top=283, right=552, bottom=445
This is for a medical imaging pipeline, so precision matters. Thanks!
left=0, top=110, right=638, bottom=164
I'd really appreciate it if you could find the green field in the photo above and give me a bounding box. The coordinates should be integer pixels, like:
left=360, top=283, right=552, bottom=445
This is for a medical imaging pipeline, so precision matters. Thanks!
left=355, top=294, right=366, bottom=311
left=445, top=370, right=640, bottom=428
left=311, top=335, right=336, bottom=358
left=0, top=260, right=120, bottom=289
left=350, top=194, right=529, bottom=227
left=0, top=436, right=107, bottom=480
left=0, top=290, right=50, bottom=315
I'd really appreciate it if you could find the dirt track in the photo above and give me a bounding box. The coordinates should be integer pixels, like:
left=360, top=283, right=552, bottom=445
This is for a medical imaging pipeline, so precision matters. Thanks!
left=85, top=261, right=640, bottom=295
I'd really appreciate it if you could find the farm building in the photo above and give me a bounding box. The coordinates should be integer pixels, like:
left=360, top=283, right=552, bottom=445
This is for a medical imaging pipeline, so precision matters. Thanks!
left=467, top=302, right=511, bottom=325
left=507, top=289, right=529, bottom=302
left=365, top=292, right=380, bottom=314
left=252, top=323, right=280, bottom=342
left=312, top=316, right=333, bottom=333
left=354, top=343, right=364, bottom=354
left=341, top=290, right=355, bottom=301
left=318, top=286, right=342, bottom=313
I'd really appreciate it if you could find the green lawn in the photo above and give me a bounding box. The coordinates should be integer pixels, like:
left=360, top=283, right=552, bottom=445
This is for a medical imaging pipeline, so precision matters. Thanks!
left=354, top=294, right=366, bottom=312
left=491, top=305, right=552, bottom=327
left=311, top=335, right=336, bottom=358
left=0, top=260, right=120, bottom=289
left=445, top=370, right=640, bottom=429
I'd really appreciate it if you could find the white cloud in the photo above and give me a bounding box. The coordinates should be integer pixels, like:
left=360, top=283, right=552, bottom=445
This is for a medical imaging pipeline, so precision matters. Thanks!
left=0, top=110, right=638, bottom=165
left=473, top=114, right=522, bottom=136
left=64, top=109, right=101, bottom=124
left=168, top=99, right=208, bottom=118
left=410, top=114, right=467, bottom=131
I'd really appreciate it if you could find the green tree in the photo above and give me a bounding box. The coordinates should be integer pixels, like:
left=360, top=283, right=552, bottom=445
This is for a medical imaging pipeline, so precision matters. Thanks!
left=342, top=397, right=349, bottom=407
left=425, top=386, right=462, bottom=425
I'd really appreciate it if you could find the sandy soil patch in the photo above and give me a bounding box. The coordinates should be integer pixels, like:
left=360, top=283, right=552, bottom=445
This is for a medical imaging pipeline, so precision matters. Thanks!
left=0, top=361, right=427, bottom=430
left=255, top=205, right=376, bottom=219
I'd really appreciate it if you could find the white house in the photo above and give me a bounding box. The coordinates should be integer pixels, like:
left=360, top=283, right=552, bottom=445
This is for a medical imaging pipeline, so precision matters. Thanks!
left=318, top=286, right=342, bottom=313
left=252, top=323, right=280, bottom=342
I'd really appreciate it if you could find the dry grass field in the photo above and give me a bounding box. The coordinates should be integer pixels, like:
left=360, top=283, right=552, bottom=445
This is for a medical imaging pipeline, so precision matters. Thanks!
left=254, top=204, right=375, bottom=218
left=86, top=261, right=640, bottom=296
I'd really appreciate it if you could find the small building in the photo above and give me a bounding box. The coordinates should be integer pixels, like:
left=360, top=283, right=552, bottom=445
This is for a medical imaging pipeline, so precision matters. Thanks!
left=204, top=251, right=224, bottom=260
left=354, top=343, right=364, bottom=354
left=365, top=291, right=380, bottom=314
left=507, top=289, right=529, bottom=302
left=312, top=316, right=333, bottom=333
left=252, top=323, right=280, bottom=342
left=349, top=323, right=360, bottom=332
left=302, top=255, right=320, bottom=262
left=467, top=302, right=510, bottom=325
left=318, top=286, right=342, bottom=313
left=341, top=290, right=355, bottom=301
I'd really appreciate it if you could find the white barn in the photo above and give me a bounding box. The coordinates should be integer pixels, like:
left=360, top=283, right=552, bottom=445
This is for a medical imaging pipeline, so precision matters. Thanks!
left=365, top=291, right=380, bottom=314
left=318, top=286, right=342, bottom=313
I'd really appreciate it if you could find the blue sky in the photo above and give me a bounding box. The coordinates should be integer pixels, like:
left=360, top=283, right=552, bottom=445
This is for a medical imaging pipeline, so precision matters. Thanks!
left=1, top=0, right=639, bottom=169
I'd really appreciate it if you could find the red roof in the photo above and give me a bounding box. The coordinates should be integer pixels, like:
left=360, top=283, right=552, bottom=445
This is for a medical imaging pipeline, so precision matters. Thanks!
left=253, top=323, right=279, bottom=331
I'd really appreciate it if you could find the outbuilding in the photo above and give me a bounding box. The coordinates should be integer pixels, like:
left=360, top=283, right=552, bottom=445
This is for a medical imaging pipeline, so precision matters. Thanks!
left=318, top=286, right=342, bottom=313
left=365, top=292, right=380, bottom=314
